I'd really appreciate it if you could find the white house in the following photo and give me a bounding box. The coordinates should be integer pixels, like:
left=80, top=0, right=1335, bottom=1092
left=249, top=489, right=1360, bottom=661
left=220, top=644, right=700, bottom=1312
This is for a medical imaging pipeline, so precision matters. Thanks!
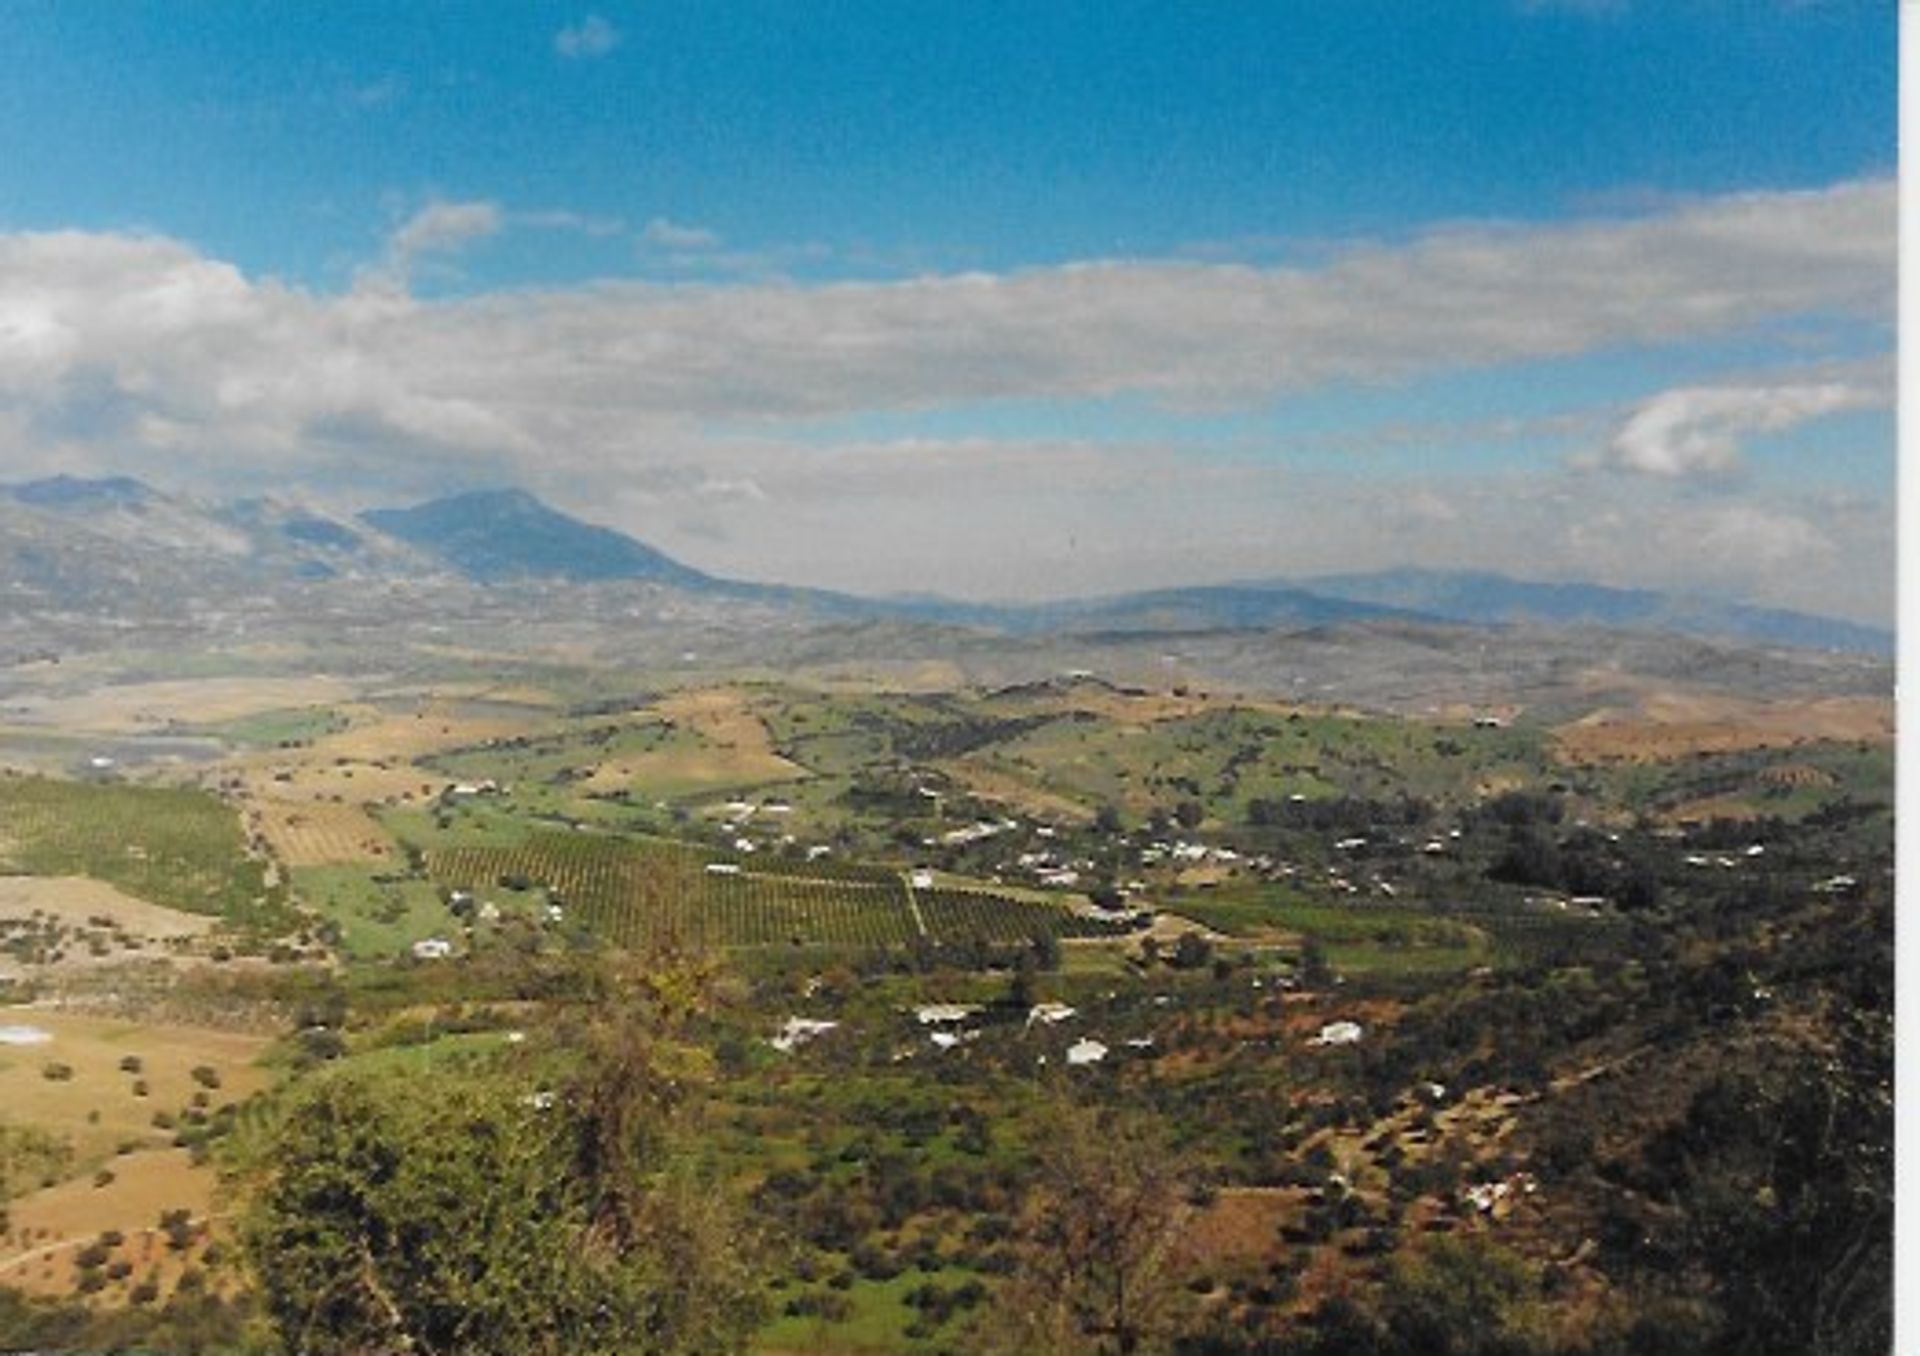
left=1066, top=1038, right=1109, bottom=1066
left=915, top=1003, right=980, bottom=1025
left=1309, top=1020, right=1364, bottom=1047
left=769, top=1017, right=839, bottom=1053
left=1026, top=1002, right=1077, bottom=1027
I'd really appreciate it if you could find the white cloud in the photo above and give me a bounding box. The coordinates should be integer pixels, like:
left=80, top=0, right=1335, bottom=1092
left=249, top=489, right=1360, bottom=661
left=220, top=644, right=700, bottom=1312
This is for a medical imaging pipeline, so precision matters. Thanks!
left=3, top=178, right=1882, bottom=458
left=0, top=179, right=1893, bottom=613
left=640, top=217, right=722, bottom=251
left=555, top=15, right=620, bottom=59
left=1601, top=376, right=1887, bottom=477
left=378, top=200, right=504, bottom=287
left=1687, top=503, right=1834, bottom=572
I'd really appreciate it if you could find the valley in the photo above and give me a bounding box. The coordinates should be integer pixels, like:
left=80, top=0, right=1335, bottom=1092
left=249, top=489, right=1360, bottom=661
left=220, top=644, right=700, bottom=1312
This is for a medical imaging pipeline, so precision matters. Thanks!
left=0, top=591, right=1892, bottom=1353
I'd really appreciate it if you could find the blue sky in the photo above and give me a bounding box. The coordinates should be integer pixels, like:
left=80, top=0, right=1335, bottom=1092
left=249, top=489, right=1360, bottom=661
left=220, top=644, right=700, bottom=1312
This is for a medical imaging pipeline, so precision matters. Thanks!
left=0, top=1, right=1897, bottom=619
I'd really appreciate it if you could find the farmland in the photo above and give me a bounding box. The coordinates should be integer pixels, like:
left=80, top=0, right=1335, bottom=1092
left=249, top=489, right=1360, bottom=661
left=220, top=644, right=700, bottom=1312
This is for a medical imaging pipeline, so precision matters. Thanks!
left=418, top=831, right=1102, bottom=952
left=0, top=775, right=287, bottom=926
left=0, top=661, right=1891, bottom=1356
left=0, top=1007, right=271, bottom=1313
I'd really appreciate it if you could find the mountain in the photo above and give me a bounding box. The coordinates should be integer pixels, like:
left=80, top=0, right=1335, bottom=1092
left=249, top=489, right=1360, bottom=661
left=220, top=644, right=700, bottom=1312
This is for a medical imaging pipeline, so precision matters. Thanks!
left=0, top=479, right=1889, bottom=661
left=358, top=489, right=713, bottom=588
left=1297, top=567, right=1892, bottom=657
left=10, top=474, right=153, bottom=509
left=916, top=584, right=1435, bottom=635
left=0, top=476, right=440, bottom=615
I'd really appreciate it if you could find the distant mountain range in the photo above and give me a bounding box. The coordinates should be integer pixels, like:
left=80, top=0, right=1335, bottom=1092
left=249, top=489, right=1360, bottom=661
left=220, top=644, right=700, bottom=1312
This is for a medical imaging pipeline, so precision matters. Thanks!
left=0, top=476, right=1891, bottom=656
left=1295, top=568, right=1893, bottom=657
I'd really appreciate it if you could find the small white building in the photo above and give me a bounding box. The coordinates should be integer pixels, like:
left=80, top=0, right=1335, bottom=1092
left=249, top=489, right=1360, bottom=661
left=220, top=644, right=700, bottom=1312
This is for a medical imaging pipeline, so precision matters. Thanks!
left=915, top=1003, right=980, bottom=1025
left=411, top=937, right=454, bottom=961
left=1066, top=1038, right=1109, bottom=1066
left=770, top=1017, right=839, bottom=1053
left=1309, top=1020, right=1364, bottom=1047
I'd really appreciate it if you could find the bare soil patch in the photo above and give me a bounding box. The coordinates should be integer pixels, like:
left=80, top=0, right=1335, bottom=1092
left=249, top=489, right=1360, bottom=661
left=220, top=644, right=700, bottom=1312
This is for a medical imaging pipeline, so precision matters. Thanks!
left=1552, top=694, right=1891, bottom=763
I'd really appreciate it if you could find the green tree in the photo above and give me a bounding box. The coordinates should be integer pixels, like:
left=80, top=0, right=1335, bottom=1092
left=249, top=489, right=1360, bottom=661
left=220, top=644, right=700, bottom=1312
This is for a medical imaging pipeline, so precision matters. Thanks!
left=244, top=958, right=765, bottom=1356
left=1640, top=1021, right=1892, bottom=1356
left=1380, top=1236, right=1547, bottom=1356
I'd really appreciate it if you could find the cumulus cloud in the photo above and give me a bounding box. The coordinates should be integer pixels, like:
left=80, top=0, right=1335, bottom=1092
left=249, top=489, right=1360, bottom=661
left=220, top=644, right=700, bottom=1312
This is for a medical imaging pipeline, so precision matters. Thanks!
left=1600, top=377, right=1887, bottom=477
left=555, top=15, right=620, bottom=59
left=0, top=178, right=1887, bottom=459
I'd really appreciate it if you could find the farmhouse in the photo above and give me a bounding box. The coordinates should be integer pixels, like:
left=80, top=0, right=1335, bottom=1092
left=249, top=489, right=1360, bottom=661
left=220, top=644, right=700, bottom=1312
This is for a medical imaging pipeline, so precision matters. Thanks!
left=1065, top=1038, right=1109, bottom=1066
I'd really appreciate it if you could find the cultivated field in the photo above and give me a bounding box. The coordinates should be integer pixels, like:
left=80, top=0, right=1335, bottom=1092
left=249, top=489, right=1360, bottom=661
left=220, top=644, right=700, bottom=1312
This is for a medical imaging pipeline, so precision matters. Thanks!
left=0, top=877, right=216, bottom=943
left=0, top=775, right=285, bottom=925
left=420, top=831, right=1110, bottom=951
left=241, top=799, right=397, bottom=867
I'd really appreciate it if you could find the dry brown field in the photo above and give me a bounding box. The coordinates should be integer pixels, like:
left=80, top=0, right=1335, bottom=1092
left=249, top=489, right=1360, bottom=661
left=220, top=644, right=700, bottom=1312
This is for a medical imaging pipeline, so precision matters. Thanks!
left=0, top=878, right=218, bottom=979
left=4, top=677, right=359, bottom=735
left=1552, top=693, right=1891, bottom=763
left=243, top=800, right=397, bottom=867
left=583, top=688, right=805, bottom=796
left=0, top=1007, right=270, bottom=1167
left=0, top=877, right=216, bottom=942
left=930, top=758, right=1096, bottom=823
left=214, top=696, right=543, bottom=863
left=0, top=1148, right=230, bottom=1303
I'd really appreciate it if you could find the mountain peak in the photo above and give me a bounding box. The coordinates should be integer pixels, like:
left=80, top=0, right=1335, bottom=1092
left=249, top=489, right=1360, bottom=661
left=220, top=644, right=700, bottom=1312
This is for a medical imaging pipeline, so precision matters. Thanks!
left=10, top=474, right=154, bottom=509
left=358, top=488, right=710, bottom=587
